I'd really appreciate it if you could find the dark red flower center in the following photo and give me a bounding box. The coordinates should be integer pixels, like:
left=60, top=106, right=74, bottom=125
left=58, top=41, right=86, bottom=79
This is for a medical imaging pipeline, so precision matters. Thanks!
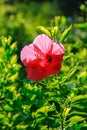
left=47, top=55, right=52, bottom=63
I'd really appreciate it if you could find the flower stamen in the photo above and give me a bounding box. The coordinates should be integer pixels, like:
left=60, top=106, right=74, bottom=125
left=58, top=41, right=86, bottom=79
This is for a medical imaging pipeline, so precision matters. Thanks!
left=47, top=55, right=52, bottom=62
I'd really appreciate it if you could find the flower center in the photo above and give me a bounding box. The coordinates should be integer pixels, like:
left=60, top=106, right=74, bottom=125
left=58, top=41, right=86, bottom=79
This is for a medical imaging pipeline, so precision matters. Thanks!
left=47, top=55, right=52, bottom=62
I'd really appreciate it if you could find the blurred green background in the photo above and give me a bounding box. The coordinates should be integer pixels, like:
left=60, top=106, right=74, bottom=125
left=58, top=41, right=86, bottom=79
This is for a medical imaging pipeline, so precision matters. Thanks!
left=0, top=0, right=87, bottom=50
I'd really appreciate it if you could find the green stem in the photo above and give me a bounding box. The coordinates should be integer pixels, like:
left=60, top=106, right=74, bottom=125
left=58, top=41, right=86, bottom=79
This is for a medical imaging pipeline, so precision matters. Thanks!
left=60, top=111, right=64, bottom=130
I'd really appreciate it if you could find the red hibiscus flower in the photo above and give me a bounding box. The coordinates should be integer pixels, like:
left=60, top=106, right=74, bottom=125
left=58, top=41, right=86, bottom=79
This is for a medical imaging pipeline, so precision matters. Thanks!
left=20, top=34, right=64, bottom=81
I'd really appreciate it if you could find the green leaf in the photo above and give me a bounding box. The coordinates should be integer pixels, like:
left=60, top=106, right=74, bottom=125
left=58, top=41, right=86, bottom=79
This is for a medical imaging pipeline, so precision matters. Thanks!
left=80, top=4, right=87, bottom=12
left=0, top=114, right=5, bottom=119
left=63, top=53, right=74, bottom=62
left=33, top=106, right=54, bottom=119
left=69, top=111, right=87, bottom=117
left=62, top=65, right=77, bottom=82
left=72, top=95, right=87, bottom=103
left=74, top=23, right=87, bottom=29
left=78, top=71, right=87, bottom=83
left=37, top=26, right=51, bottom=37
left=10, top=55, right=17, bottom=64
left=59, top=24, right=72, bottom=42
left=16, top=124, right=28, bottom=129
left=72, top=104, right=87, bottom=110
left=8, top=72, right=18, bottom=82
left=10, top=42, right=17, bottom=54
left=68, top=115, right=85, bottom=127
left=64, top=107, right=71, bottom=117
left=51, top=26, right=59, bottom=42
left=4, top=105, right=13, bottom=111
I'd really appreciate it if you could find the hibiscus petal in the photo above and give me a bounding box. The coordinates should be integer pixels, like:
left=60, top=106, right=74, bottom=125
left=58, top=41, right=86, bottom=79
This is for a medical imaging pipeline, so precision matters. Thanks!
left=50, top=63, right=61, bottom=75
left=26, top=60, right=46, bottom=81
left=33, top=34, right=54, bottom=54
left=52, top=43, right=64, bottom=55
left=20, top=44, right=37, bottom=66
left=52, top=55, right=63, bottom=64
left=44, top=61, right=61, bottom=76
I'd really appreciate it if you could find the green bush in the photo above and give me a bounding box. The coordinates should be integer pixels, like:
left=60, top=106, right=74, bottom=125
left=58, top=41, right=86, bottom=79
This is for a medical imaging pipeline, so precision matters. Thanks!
left=0, top=15, right=87, bottom=129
